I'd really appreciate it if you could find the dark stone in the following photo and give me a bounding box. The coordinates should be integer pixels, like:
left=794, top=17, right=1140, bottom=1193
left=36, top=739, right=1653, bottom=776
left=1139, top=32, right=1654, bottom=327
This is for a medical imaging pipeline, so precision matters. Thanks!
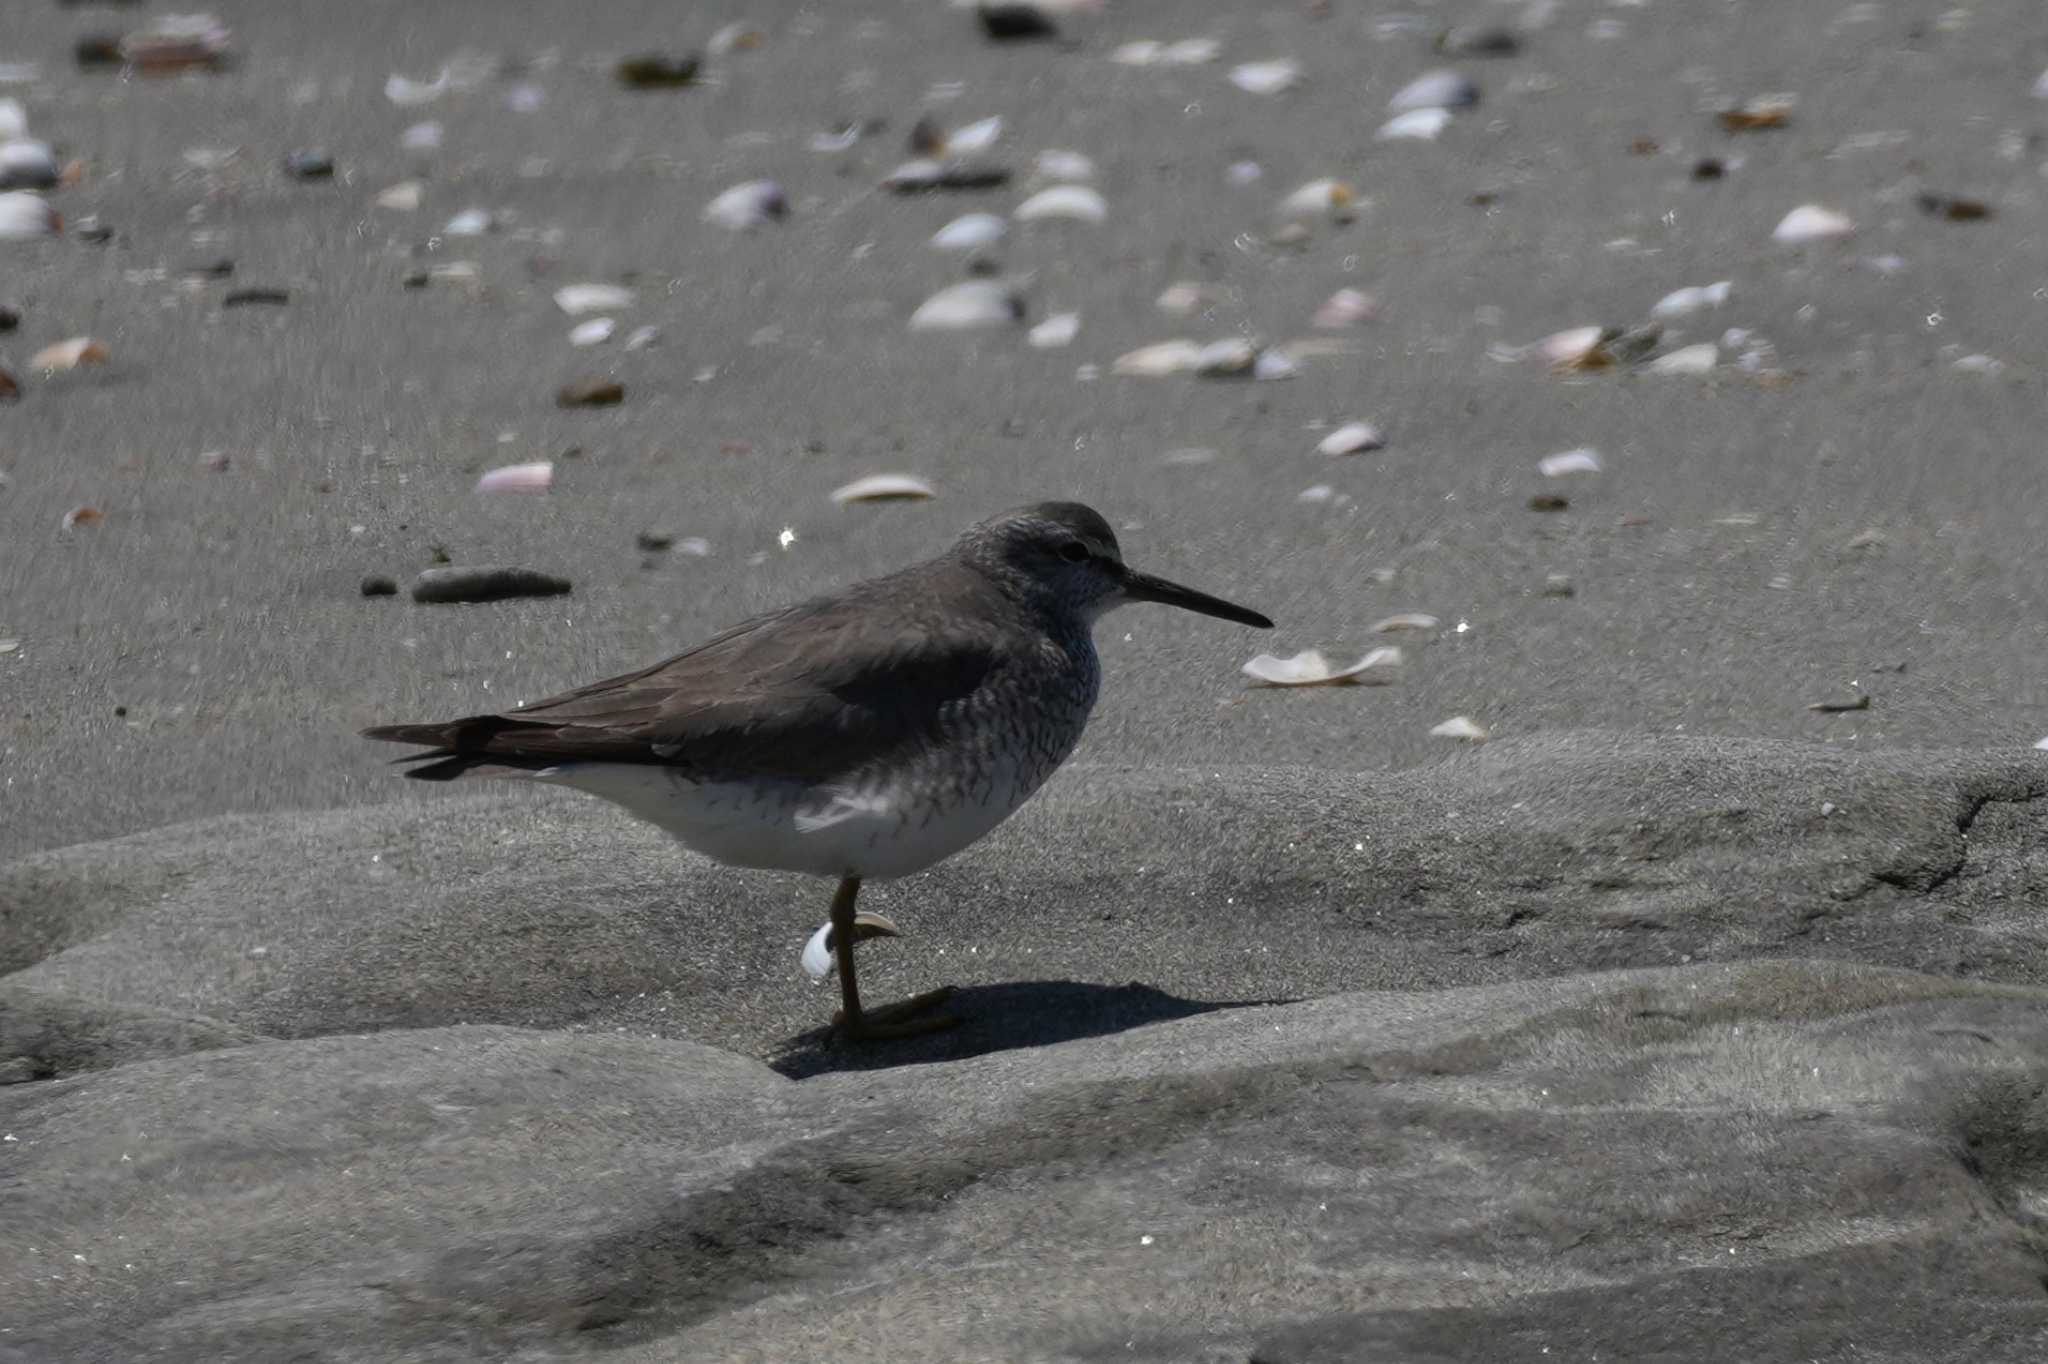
left=615, top=54, right=700, bottom=89
left=557, top=378, right=625, bottom=408
left=410, top=566, right=573, bottom=604
left=221, top=288, right=291, bottom=308
left=359, top=575, right=398, bottom=598
left=977, top=4, right=1058, bottom=41
left=283, top=149, right=334, bottom=180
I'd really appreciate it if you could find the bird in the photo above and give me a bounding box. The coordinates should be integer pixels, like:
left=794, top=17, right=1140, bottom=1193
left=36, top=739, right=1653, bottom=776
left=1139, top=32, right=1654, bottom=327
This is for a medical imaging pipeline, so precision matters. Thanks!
left=362, top=502, right=1273, bottom=1040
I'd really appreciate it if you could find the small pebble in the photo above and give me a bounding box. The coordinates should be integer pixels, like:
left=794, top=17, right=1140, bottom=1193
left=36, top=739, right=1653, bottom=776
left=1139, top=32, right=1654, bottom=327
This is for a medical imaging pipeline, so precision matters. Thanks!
left=284, top=149, right=333, bottom=180
left=977, top=4, right=1058, bottom=42
left=932, top=212, right=1006, bottom=250
left=0, top=191, right=60, bottom=239
left=569, top=318, right=615, bottom=347
left=412, top=566, right=573, bottom=604
left=1229, top=60, right=1302, bottom=95
left=31, top=337, right=107, bottom=371
left=221, top=288, right=290, bottom=307
left=1915, top=193, right=1990, bottom=222
left=703, top=180, right=787, bottom=230
left=1528, top=493, right=1569, bottom=512
left=443, top=207, right=493, bottom=236
left=360, top=574, right=399, bottom=598
left=1649, top=343, right=1717, bottom=375
left=0, top=139, right=59, bottom=191
left=1028, top=312, right=1079, bottom=348
left=909, top=280, right=1023, bottom=331
left=0, top=366, right=17, bottom=402
left=555, top=283, right=635, bottom=315
left=617, top=55, right=700, bottom=89
left=1541, top=574, right=1575, bottom=597
left=1389, top=69, right=1478, bottom=112
left=1538, top=448, right=1601, bottom=477
left=1317, top=422, right=1383, bottom=455
left=1772, top=204, right=1854, bottom=244
left=400, top=121, right=443, bottom=152
left=635, top=530, right=676, bottom=552
left=375, top=181, right=423, bottom=212
left=1377, top=108, right=1451, bottom=141
left=556, top=378, right=624, bottom=407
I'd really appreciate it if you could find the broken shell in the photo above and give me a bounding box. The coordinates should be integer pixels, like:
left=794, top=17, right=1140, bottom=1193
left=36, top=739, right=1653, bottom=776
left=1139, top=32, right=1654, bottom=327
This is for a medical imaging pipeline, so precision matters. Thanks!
left=1014, top=185, right=1106, bottom=223
left=1807, top=692, right=1870, bottom=714
left=31, top=337, right=107, bottom=372
left=1028, top=312, right=1079, bottom=348
left=1389, top=69, right=1478, bottom=112
left=1033, top=149, right=1096, bottom=183
left=1194, top=337, right=1257, bottom=376
left=1277, top=178, right=1355, bottom=218
left=121, top=14, right=233, bottom=73
left=1772, top=205, right=1854, bottom=244
left=385, top=71, right=451, bottom=106
left=1253, top=348, right=1299, bottom=381
left=374, top=180, right=424, bottom=212
left=831, top=473, right=936, bottom=504
left=0, top=139, right=58, bottom=192
left=1650, top=281, right=1731, bottom=319
left=1377, top=108, right=1451, bottom=141
left=399, top=120, right=443, bottom=152
left=1538, top=448, right=1601, bottom=477
left=554, top=283, right=635, bottom=315
left=704, top=180, right=788, bottom=230
left=568, top=318, right=615, bottom=347
left=0, top=190, right=59, bottom=239
left=1113, top=339, right=1203, bottom=376
left=1371, top=613, right=1439, bottom=632
left=1916, top=192, right=1990, bottom=222
left=443, top=207, right=493, bottom=236
left=909, top=279, right=1024, bottom=331
left=1156, top=282, right=1208, bottom=315
left=1242, top=646, right=1402, bottom=687
left=1716, top=96, right=1793, bottom=132
left=1229, top=60, right=1302, bottom=95
left=943, top=115, right=1003, bottom=156
left=800, top=912, right=903, bottom=978
left=62, top=506, right=103, bottom=530
left=476, top=461, right=554, bottom=494
left=1317, top=422, right=1384, bottom=456
left=931, top=211, right=1006, bottom=250
left=1430, top=715, right=1488, bottom=741
left=1537, top=325, right=1608, bottom=368
left=708, top=23, right=764, bottom=57
left=1648, top=343, right=1717, bottom=375
left=1313, top=288, right=1377, bottom=328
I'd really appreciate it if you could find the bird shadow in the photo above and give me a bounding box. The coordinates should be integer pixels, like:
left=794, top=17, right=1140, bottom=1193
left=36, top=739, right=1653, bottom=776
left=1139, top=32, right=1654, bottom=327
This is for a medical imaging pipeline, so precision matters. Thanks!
left=767, top=979, right=1294, bottom=1079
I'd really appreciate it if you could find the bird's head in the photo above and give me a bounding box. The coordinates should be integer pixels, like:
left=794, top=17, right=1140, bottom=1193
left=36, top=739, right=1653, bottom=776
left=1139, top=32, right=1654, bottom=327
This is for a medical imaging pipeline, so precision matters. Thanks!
left=960, top=502, right=1273, bottom=629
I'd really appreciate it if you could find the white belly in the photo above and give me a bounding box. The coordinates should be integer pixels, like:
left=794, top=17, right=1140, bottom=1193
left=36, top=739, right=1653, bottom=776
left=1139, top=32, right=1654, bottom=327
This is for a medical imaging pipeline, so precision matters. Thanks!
left=531, top=760, right=1038, bottom=880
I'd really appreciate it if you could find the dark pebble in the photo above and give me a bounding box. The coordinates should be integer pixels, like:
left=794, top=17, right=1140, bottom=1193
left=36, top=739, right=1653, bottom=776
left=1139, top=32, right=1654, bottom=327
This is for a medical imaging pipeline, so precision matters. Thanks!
left=74, top=216, right=113, bottom=243
left=1438, top=25, right=1521, bottom=57
left=616, top=55, right=700, bottom=89
left=0, top=305, right=17, bottom=332
left=1916, top=193, right=1990, bottom=222
left=181, top=259, right=234, bottom=278
left=1528, top=494, right=1570, bottom=512
left=284, top=150, right=334, bottom=180
left=1691, top=157, right=1726, bottom=180
left=411, top=566, right=574, bottom=604
left=359, top=574, right=398, bottom=598
left=557, top=378, right=624, bottom=408
left=635, top=530, right=675, bottom=552
left=222, top=288, right=291, bottom=307
left=0, top=367, right=18, bottom=403
left=977, top=4, right=1058, bottom=41
left=885, top=163, right=1013, bottom=195
left=75, top=36, right=123, bottom=69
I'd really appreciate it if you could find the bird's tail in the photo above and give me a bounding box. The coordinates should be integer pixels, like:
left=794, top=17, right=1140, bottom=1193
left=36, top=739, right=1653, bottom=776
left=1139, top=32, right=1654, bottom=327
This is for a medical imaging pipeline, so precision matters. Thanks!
left=361, top=721, right=562, bottom=782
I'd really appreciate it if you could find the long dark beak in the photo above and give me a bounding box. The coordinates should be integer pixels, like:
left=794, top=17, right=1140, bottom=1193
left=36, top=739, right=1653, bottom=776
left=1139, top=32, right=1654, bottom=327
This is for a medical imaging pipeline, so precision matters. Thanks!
left=1121, top=569, right=1273, bottom=629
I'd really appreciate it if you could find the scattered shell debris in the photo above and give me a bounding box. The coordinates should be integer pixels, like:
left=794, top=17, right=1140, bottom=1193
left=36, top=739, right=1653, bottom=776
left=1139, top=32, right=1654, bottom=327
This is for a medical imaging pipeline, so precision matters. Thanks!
left=832, top=474, right=936, bottom=504
left=1242, top=647, right=1403, bottom=688
left=1430, top=716, right=1489, bottom=742
left=1717, top=96, right=1793, bottom=132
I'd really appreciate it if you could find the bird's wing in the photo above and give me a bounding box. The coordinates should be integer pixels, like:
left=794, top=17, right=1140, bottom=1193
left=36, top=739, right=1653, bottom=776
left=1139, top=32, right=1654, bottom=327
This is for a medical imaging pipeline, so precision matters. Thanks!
left=363, top=584, right=1013, bottom=785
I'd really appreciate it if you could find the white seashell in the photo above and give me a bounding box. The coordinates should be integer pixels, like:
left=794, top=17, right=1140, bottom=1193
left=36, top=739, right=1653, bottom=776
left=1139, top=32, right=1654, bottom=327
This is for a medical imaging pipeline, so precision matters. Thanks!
left=2034, top=736, right=2048, bottom=751
left=1194, top=337, right=1257, bottom=376
left=443, top=207, right=492, bottom=236
left=704, top=180, right=788, bottom=230
left=1028, top=312, right=1080, bottom=348
left=374, top=180, right=424, bottom=212
left=555, top=283, right=636, bottom=315
left=931, top=212, right=1006, bottom=250
left=1111, top=40, right=1164, bottom=66
left=1253, top=348, right=1300, bottom=381
left=1772, top=204, right=1854, bottom=244
left=1014, top=185, right=1107, bottom=223
left=1952, top=354, right=2003, bottom=375
left=400, top=120, right=444, bottom=152
left=1161, top=38, right=1222, bottom=64
left=1277, top=178, right=1355, bottom=217
left=1226, top=160, right=1264, bottom=186
left=799, top=911, right=901, bottom=979
left=505, top=84, right=544, bottom=114
left=476, top=461, right=553, bottom=493
left=1317, top=422, right=1385, bottom=456
left=1650, top=281, right=1731, bottom=319
left=625, top=325, right=661, bottom=350
left=945, top=115, right=1003, bottom=155
left=1649, top=343, right=1717, bottom=375
left=1034, top=149, right=1096, bottom=183
left=1156, top=281, right=1207, bottom=315
left=0, top=189, right=58, bottom=239
left=881, top=158, right=944, bottom=191
left=1230, top=59, right=1302, bottom=95
left=1377, top=108, right=1452, bottom=141
left=909, top=280, right=1022, bottom=331
left=1298, top=484, right=1335, bottom=504
left=568, top=318, right=615, bottom=347
left=1430, top=715, right=1489, bottom=741
left=0, top=139, right=58, bottom=192
left=1242, top=646, right=1403, bottom=687
left=1389, top=69, right=1479, bottom=112
left=0, top=98, right=24, bottom=140
left=1371, top=613, right=1439, bottom=632
left=809, top=124, right=862, bottom=154
left=1537, top=325, right=1606, bottom=367
left=1313, top=288, right=1376, bottom=328
left=1538, top=448, right=1602, bottom=477
left=31, top=337, right=107, bottom=371
left=1113, top=339, right=1203, bottom=376
left=386, top=71, right=450, bottom=106
left=831, top=473, right=936, bottom=504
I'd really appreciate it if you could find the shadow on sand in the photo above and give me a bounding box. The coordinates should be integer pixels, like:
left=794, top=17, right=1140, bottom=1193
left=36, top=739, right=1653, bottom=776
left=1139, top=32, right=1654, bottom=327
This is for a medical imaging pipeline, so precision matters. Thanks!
left=769, top=979, right=1292, bottom=1079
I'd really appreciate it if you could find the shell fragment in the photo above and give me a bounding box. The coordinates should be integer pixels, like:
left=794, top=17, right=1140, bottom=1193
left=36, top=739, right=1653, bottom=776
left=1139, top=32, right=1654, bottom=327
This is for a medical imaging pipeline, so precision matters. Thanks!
left=831, top=473, right=936, bottom=504
left=1243, top=646, right=1403, bottom=687
left=801, top=912, right=902, bottom=980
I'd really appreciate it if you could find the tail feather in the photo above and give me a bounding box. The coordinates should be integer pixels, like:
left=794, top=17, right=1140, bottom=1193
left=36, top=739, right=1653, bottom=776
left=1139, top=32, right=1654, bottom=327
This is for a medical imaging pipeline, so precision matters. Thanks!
left=362, top=718, right=561, bottom=782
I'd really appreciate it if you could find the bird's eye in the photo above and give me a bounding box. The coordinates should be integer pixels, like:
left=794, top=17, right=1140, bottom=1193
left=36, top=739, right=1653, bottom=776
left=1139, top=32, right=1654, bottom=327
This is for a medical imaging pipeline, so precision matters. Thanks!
left=1059, top=542, right=1091, bottom=564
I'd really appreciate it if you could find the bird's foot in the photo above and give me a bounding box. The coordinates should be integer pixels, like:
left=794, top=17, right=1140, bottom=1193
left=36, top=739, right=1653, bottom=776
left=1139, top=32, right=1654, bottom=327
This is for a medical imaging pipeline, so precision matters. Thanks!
left=835, top=986, right=960, bottom=1041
